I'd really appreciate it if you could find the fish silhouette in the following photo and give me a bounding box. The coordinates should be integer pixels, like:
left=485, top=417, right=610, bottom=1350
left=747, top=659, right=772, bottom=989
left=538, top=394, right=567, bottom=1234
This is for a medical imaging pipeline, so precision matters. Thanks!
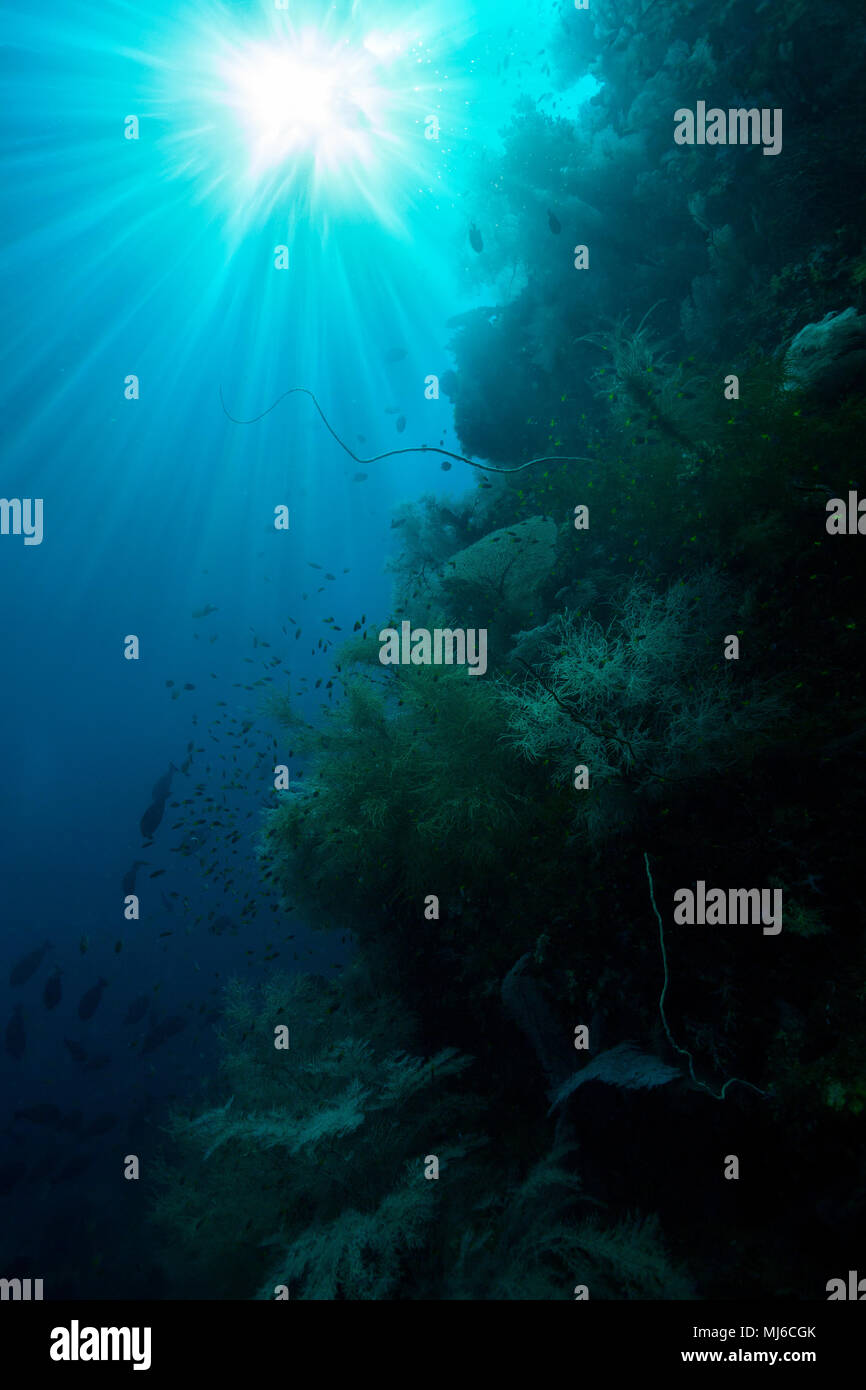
left=469, top=223, right=483, bottom=253
left=81, top=1113, right=118, bottom=1139
left=122, top=860, right=148, bottom=894
left=140, top=798, right=166, bottom=840
left=0, top=1161, right=26, bottom=1195
left=547, top=209, right=561, bottom=234
left=9, top=941, right=52, bottom=986
left=5, top=1006, right=26, bottom=1059
left=123, top=995, right=150, bottom=1025
left=55, top=1154, right=93, bottom=1183
left=43, top=969, right=62, bottom=1010
left=14, top=1104, right=63, bottom=1128
left=150, top=763, right=177, bottom=804
left=78, top=978, right=108, bottom=1021
left=141, top=1015, right=188, bottom=1053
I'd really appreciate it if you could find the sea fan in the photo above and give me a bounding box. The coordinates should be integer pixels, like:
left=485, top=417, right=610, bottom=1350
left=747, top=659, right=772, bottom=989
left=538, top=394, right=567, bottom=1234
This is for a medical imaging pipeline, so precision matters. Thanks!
left=548, top=1042, right=681, bottom=1114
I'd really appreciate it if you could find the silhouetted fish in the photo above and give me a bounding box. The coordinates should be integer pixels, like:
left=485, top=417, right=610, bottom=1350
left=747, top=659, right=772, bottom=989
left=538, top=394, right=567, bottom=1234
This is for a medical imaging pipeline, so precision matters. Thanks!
left=151, top=764, right=177, bottom=804
left=547, top=209, right=561, bottom=234
left=396, top=417, right=406, bottom=433
left=27, top=1156, right=57, bottom=1183
left=9, top=941, right=51, bottom=986
left=469, top=223, right=483, bottom=252
left=55, top=1154, right=93, bottom=1182
left=64, top=1039, right=89, bottom=1065
left=5, top=1006, right=25, bottom=1059
left=140, top=798, right=167, bottom=840
left=14, top=1104, right=63, bottom=1128
left=0, top=1161, right=26, bottom=1194
left=122, top=860, right=148, bottom=895
left=141, top=1015, right=188, bottom=1053
left=352, top=472, right=368, bottom=482
left=81, top=1113, right=118, bottom=1139
left=82, top=1053, right=111, bottom=1072
left=123, top=995, right=150, bottom=1026
left=78, top=978, right=108, bottom=1021
left=43, top=969, right=62, bottom=1010
left=384, top=347, right=407, bottom=363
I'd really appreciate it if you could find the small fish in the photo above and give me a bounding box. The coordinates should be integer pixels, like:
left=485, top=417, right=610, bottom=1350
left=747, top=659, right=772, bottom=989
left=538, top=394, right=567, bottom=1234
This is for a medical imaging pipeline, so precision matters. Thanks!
left=79, top=934, right=89, bottom=955
left=441, top=460, right=452, bottom=471
left=384, top=347, right=407, bottom=363
left=469, top=223, right=483, bottom=253
left=140, top=799, right=166, bottom=839
left=82, top=1053, right=111, bottom=1072
left=184, top=683, right=195, bottom=691
left=150, top=869, right=166, bottom=879
left=396, top=416, right=406, bottom=433
left=5, top=1006, right=26, bottom=1059
left=64, top=1038, right=89, bottom=1064
left=9, top=941, right=52, bottom=987
left=150, top=763, right=177, bottom=804
left=121, top=860, right=148, bottom=895
left=55, top=1154, right=93, bottom=1182
left=351, top=471, right=368, bottom=483
left=123, top=996, right=150, bottom=1026
left=141, top=1015, right=188, bottom=1054
left=191, top=605, right=218, bottom=619
left=14, top=1104, right=63, bottom=1128
left=357, top=435, right=366, bottom=444
left=308, top=562, right=323, bottom=570
left=78, top=978, right=108, bottom=1022
left=0, top=1161, right=27, bottom=1195
left=80, top=1113, right=118, bottom=1139
left=547, top=209, right=561, bottom=234
left=43, top=968, right=62, bottom=1010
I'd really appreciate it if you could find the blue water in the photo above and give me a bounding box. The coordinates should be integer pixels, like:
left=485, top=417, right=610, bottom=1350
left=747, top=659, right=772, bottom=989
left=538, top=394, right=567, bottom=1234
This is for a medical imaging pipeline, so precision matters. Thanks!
left=0, top=0, right=598, bottom=1296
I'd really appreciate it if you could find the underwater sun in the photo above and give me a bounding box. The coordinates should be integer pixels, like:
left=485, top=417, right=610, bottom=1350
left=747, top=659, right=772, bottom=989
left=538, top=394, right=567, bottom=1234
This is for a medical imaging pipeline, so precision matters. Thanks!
left=144, top=4, right=460, bottom=233
left=218, top=34, right=387, bottom=180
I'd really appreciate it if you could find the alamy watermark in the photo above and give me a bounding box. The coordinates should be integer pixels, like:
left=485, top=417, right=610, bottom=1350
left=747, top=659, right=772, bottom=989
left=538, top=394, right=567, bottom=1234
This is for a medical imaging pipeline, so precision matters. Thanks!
left=0, top=1276, right=43, bottom=1299
left=673, top=881, right=783, bottom=935
left=674, top=103, right=782, bottom=156
left=379, top=621, right=487, bottom=676
left=0, top=497, right=43, bottom=545
left=49, top=1320, right=152, bottom=1371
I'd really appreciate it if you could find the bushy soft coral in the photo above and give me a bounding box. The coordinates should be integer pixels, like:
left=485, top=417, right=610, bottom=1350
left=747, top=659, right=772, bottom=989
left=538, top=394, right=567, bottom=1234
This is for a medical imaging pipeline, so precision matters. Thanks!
left=500, top=570, right=786, bottom=840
